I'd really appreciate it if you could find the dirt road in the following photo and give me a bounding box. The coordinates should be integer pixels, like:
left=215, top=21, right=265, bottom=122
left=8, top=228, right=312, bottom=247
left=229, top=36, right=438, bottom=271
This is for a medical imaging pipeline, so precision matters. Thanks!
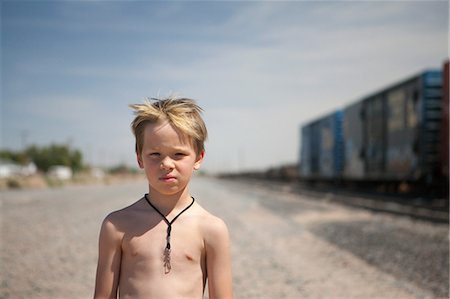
left=1, top=176, right=448, bottom=298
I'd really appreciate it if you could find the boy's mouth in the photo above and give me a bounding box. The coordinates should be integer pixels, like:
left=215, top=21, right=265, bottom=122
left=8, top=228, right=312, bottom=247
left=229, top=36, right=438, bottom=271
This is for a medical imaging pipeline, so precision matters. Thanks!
left=159, top=175, right=177, bottom=182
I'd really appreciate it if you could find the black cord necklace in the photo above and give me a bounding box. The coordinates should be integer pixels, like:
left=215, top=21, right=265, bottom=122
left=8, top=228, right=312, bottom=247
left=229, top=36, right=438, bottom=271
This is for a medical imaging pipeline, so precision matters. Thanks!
left=144, top=193, right=195, bottom=273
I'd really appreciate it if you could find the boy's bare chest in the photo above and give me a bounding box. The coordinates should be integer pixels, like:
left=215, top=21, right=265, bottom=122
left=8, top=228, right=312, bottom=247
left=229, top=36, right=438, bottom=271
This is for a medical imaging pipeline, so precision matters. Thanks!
left=117, top=216, right=206, bottom=298
left=121, top=218, right=204, bottom=267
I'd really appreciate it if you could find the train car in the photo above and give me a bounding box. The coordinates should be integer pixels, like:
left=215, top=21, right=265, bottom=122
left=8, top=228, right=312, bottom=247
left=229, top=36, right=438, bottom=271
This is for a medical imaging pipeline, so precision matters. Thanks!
left=299, top=111, right=343, bottom=180
left=349, top=70, right=443, bottom=184
left=358, top=70, right=443, bottom=184
left=440, top=61, right=449, bottom=180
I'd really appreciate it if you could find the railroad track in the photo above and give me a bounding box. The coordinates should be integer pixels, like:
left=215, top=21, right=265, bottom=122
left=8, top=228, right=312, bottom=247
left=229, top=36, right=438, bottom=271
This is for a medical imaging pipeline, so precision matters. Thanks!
left=223, top=177, right=449, bottom=223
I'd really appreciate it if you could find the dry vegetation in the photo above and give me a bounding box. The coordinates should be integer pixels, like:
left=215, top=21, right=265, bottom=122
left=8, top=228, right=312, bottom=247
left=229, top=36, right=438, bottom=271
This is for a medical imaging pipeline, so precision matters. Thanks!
left=0, top=172, right=144, bottom=191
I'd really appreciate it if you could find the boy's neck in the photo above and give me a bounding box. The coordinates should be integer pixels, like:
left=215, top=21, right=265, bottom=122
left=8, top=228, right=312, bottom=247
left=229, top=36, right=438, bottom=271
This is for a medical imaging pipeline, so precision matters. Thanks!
left=147, top=186, right=192, bottom=214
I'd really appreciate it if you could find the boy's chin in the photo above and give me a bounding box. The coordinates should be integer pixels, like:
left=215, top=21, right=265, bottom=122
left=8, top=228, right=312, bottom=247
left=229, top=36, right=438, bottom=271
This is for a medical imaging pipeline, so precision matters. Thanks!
left=148, top=183, right=188, bottom=197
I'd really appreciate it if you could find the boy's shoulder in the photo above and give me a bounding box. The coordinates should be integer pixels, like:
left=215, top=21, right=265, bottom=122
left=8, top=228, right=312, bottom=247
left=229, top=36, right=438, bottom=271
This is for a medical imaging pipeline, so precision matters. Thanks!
left=103, top=198, right=146, bottom=226
left=193, top=202, right=229, bottom=240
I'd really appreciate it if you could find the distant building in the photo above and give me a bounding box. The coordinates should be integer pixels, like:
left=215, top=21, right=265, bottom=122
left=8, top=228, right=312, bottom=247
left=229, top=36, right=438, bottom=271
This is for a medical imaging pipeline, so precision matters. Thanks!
left=0, top=160, right=37, bottom=178
left=0, top=160, right=21, bottom=178
left=47, top=165, right=73, bottom=180
left=22, top=162, right=37, bottom=176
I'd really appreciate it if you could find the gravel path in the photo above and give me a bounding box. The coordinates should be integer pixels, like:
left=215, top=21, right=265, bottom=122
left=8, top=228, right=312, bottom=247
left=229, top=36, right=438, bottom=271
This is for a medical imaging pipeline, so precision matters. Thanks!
left=1, top=176, right=448, bottom=298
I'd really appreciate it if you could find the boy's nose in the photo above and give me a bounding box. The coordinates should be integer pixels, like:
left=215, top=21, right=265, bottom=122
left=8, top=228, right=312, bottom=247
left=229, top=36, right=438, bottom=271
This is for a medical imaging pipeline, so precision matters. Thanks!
left=160, top=157, right=174, bottom=170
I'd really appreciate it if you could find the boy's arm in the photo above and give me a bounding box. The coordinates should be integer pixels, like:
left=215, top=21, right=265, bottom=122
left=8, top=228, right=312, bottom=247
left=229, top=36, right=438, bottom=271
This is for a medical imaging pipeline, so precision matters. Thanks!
left=205, top=218, right=233, bottom=299
left=94, top=215, right=122, bottom=299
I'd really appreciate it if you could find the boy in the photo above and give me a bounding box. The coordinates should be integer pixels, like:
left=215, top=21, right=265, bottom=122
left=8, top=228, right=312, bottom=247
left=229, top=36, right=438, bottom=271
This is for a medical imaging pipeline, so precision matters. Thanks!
left=94, top=97, right=233, bottom=299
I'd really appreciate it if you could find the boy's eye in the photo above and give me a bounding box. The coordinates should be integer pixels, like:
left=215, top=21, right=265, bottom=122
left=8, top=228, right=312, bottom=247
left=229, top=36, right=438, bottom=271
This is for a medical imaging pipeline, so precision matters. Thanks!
left=149, top=153, right=160, bottom=157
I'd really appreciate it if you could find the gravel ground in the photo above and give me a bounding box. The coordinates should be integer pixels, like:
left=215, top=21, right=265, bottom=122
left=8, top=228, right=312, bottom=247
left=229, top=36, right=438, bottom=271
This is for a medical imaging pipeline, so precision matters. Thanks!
left=1, top=176, right=448, bottom=299
left=310, top=218, right=448, bottom=297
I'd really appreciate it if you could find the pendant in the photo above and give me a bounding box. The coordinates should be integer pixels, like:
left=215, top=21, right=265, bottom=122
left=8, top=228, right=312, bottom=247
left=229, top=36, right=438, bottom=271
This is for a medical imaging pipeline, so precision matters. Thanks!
left=163, top=247, right=171, bottom=274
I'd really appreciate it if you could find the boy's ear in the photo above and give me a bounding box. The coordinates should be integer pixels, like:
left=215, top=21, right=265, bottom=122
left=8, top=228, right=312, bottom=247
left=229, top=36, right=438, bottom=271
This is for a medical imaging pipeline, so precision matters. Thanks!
left=136, top=153, right=144, bottom=169
left=193, top=150, right=205, bottom=170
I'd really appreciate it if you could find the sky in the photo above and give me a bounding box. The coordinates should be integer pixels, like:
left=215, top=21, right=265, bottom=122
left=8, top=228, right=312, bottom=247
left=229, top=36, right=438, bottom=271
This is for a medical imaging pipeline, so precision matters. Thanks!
left=1, top=1, right=448, bottom=173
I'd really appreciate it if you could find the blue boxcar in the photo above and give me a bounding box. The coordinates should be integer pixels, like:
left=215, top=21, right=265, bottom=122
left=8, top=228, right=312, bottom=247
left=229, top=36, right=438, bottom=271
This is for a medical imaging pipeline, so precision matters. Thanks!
left=300, top=111, right=343, bottom=179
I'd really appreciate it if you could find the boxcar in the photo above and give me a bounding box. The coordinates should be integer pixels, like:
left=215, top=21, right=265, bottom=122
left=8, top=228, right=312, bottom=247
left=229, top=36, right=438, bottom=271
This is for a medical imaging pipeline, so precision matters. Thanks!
left=359, top=70, right=442, bottom=183
left=300, top=111, right=343, bottom=180
left=389, top=70, right=441, bottom=182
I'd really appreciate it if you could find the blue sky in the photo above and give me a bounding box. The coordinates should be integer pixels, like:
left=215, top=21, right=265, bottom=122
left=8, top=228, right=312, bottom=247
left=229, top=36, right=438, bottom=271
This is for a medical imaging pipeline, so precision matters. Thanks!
left=1, top=1, right=448, bottom=173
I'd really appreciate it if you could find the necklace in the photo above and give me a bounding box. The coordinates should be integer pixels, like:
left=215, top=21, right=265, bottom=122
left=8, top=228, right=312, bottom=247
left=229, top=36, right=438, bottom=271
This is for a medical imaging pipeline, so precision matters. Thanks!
left=144, top=193, right=195, bottom=273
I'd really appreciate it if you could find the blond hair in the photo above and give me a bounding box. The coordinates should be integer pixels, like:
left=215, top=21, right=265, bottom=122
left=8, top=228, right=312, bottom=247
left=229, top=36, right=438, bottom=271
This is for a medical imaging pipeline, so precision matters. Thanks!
left=129, top=97, right=207, bottom=156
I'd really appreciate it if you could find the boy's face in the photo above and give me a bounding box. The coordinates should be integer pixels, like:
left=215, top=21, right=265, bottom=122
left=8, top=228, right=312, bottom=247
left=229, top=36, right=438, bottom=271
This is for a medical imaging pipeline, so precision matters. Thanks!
left=137, top=121, right=204, bottom=197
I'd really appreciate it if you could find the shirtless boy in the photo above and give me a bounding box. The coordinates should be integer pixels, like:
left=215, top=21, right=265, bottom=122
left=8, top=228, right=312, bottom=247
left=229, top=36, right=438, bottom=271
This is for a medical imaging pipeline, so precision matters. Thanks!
left=94, top=97, right=232, bottom=299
